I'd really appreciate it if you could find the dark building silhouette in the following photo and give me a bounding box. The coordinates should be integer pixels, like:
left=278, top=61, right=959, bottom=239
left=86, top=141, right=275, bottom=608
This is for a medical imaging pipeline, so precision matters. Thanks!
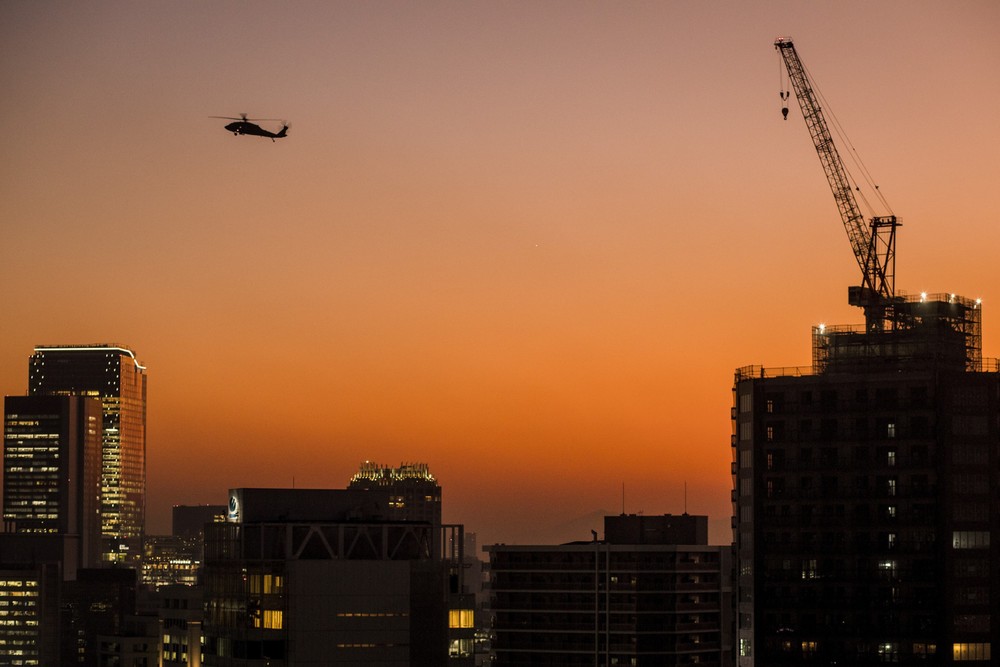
left=96, top=612, right=159, bottom=667
left=172, top=504, right=226, bottom=539
left=734, top=293, right=997, bottom=664
left=60, top=568, right=139, bottom=667
left=487, top=514, right=733, bottom=666
left=28, top=344, right=148, bottom=566
left=202, top=488, right=456, bottom=666
left=349, top=463, right=478, bottom=664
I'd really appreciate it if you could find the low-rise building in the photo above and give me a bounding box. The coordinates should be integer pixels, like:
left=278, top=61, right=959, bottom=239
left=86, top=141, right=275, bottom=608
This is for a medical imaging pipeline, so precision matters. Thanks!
left=487, top=514, right=733, bottom=666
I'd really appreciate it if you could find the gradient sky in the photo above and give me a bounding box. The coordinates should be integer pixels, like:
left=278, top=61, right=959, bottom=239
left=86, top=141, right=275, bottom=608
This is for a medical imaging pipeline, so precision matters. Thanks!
left=2, top=1, right=998, bottom=546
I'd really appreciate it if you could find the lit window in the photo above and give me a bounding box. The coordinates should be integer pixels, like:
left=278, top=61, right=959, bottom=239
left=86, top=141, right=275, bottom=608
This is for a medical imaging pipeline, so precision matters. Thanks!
left=953, top=643, right=991, bottom=661
left=952, top=532, right=990, bottom=550
left=448, top=609, right=474, bottom=629
left=262, top=610, right=283, bottom=630
left=878, top=642, right=898, bottom=662
left=449, top=638, right=473, bottom=658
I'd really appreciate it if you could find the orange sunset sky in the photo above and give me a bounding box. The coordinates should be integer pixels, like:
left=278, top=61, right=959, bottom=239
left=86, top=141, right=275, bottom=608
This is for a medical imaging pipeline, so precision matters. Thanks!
left=2, top=2, right=998, bottom=547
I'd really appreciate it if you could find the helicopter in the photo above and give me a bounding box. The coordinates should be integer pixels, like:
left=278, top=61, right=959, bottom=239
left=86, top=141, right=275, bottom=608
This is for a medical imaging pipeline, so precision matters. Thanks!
left=210, top=113, right=289, bottom=141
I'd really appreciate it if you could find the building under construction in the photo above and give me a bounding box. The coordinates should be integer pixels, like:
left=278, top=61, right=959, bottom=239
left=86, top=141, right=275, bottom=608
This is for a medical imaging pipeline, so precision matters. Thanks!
left=731, top=40, right=998, bottom=666
left=813, top=292, right=983, bottom=375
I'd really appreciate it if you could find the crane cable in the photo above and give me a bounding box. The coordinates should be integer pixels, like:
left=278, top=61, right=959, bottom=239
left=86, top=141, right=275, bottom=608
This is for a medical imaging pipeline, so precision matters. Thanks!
left=778, top=52, right=790, bottom=118
left=799, top=59, right=894, bottom=218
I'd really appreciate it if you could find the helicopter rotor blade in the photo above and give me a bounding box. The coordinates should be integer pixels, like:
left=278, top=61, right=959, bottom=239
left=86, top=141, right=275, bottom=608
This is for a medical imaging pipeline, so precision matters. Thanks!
left=209, top=114, right=285, bottom=122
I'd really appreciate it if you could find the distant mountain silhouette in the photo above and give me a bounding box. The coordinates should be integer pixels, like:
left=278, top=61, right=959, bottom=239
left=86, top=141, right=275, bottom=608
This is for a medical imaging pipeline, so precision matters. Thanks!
left=511, top=509, right=615, bottom=545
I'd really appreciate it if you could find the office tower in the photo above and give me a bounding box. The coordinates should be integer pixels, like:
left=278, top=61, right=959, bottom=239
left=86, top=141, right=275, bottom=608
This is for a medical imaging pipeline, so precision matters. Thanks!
left=202, top=488, right=455, bottom=666
left=348, top=463, right=476, bottom=664
left=487, top=514, right=733, bottom=666
left=3, top=395, right=103, bottom=568
left=29, top=344, right=148, bottom=565
left=348, top=461, right=442, bottom=525
left=733, top=293, right=997, bottom=665
left=0, top=562, right=61, bottom=666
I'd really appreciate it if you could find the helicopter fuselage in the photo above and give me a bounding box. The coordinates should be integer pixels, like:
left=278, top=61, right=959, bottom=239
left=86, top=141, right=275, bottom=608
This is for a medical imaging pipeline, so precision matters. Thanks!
left=224, top=121, right=287, bottom=139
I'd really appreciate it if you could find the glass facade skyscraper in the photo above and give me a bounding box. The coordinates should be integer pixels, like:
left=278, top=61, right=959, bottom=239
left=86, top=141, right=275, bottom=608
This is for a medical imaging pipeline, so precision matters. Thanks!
left=3, top=394, right=103, bottom=568
left=28, top=344, right=147, bottom=565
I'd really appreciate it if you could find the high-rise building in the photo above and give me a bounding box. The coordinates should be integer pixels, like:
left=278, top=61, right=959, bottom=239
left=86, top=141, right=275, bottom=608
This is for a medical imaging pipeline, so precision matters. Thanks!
left=28, top=344, right=148, bottom=565
left=3, top=394, right=103, bottom=568
left=348, top=461, right=442, bottom=525
left=733, top=293, right=997, bottom=665
left=487, top=514, right=733, bottom=666
left=0, top=562, right=61, bottom=666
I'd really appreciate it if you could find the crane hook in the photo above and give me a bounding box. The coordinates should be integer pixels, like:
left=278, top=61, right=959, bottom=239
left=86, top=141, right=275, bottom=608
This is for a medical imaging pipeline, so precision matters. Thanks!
left=780, top=91, right=789, bottom=120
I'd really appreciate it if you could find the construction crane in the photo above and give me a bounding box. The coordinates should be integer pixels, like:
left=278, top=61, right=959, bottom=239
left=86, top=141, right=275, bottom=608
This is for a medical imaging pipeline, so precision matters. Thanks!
left=775, top=37, right=899, bottom=331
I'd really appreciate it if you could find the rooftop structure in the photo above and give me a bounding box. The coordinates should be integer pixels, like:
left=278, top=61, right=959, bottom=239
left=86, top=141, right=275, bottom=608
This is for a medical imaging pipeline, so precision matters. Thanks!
left=348, top=461, right=442, bottom=537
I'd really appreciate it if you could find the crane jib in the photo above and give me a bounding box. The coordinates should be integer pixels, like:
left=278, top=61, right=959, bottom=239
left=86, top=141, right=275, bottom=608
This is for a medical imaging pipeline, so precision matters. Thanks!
left=775, top=38, right=898, bottom=330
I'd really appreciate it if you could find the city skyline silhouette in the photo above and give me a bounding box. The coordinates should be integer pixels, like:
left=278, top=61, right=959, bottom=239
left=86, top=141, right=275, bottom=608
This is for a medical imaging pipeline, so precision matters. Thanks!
left=2, top=2, right=999, bottom=549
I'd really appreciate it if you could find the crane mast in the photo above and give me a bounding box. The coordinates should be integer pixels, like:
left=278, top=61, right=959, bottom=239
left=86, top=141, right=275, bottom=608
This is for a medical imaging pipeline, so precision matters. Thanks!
left=775, top=37, right=898, bottom=331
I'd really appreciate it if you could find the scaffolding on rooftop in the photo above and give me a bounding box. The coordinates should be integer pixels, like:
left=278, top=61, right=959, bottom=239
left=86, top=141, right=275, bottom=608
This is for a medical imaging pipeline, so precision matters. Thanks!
left=812, top=292, right=982, bottom=374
